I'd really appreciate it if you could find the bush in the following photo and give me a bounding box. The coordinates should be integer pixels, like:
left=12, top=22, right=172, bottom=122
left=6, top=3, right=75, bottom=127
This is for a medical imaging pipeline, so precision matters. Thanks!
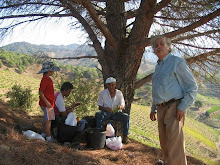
left=6, top=84, right=33, bottom=110
left=194, top=100, right=203, bottom=109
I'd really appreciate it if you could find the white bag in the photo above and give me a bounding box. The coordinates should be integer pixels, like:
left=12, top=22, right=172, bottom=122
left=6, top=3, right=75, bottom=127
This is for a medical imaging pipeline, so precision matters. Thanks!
left=22, top=130, right=45, bottom=141
left=65, top=112, right=77, bottom=126
left=106, top=136, right=123, bottom=150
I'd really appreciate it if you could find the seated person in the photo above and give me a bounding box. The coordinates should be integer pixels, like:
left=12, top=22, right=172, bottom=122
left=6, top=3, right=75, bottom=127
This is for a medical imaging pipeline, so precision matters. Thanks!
left=95, top=77, right=130, bottom=143
left=53, top=82, right=85, bottom=132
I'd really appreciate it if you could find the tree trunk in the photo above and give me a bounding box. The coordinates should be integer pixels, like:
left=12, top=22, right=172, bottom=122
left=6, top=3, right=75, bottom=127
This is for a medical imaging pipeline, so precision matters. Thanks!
left=98, top=0, right=151, bottom=114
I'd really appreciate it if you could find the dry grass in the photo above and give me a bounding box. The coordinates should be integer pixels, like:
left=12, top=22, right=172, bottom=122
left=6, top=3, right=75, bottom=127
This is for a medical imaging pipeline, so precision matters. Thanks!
left=0, top=100, right=206, bottom=165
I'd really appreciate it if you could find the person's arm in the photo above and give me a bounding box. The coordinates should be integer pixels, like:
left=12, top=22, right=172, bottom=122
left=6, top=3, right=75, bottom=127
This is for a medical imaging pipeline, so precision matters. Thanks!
left=117, top=90, right=125, bottom=110
left=39, top=91, right=52, bottom=108
left=176, top=61, right=198, bottom=112
left=150, top=112, right=157, bottom=121
left=175, top=61, right=198, bottom=121
left=65, top=102, right=81, bottom=114
left=150, top=104, right=157, bottom=121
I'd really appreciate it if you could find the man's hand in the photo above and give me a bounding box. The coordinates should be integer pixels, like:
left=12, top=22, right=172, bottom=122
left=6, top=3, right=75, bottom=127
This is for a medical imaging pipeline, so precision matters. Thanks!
left=176, top=109, right=185, bottom=121
left=117, top=105, right=124, bottom=110
left=46, top=102, right=52, bottom=108
left=150, top=112, right=157, bottom=121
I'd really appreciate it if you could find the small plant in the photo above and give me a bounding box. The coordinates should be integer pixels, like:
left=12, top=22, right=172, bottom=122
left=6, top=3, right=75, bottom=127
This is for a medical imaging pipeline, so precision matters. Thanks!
left=194, top=100, right=203, bottom=109
left=6, top=84, right=33, bottom=110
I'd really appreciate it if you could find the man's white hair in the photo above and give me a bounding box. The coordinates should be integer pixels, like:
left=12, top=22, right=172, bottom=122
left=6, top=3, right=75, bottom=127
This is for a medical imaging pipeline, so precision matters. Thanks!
left=150, top=35, right=172, bottom=48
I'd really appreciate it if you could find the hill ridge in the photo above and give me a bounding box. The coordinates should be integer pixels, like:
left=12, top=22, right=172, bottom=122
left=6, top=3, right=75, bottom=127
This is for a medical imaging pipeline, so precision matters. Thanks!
left=0, top=42, right=156, bottom=72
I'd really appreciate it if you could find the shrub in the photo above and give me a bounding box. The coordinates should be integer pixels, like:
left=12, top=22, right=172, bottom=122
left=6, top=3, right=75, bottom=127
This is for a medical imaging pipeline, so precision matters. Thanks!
left=194, top=100, right=203, bottom=109
left=6, top=84, right=33, bottom=110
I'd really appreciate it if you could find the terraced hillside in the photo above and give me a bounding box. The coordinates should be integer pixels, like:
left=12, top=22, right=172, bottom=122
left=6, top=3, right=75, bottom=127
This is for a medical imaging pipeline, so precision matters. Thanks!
left=0, top=66, right=220, bottom=165
left=129, top=104, right=220, bottom=165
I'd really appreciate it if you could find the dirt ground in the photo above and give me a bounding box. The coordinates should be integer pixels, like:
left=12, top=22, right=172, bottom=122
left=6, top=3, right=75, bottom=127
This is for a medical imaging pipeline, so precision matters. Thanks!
left=0, top=100, right=205, bottom=165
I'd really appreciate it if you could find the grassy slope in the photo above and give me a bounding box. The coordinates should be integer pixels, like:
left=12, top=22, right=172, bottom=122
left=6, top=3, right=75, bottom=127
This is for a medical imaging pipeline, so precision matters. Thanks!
left=130, top=104, right=220, bottom=165
left=1, top=67, right=220, bottom=165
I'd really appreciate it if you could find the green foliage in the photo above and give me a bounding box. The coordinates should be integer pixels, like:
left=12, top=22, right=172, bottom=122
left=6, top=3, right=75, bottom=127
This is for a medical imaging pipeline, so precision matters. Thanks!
left=196, top=94, right=220, bottom=105
left=194, top=100, right=203, bottom=108
left=0, top=59, right=3, bottom=68
left=6, top=84, right=33, bottom=110
left=56, top=74, right=101, bottom=118
left=207, top=105, right=220, bottom=114
left=59, top=64, right=102, bottom=79
left=0, top=49, right=36, bottom=72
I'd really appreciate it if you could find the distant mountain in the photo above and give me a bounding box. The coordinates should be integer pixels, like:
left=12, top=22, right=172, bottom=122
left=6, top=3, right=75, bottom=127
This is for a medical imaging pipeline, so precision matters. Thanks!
left=0, top=42, right=99, bottom=67
left=0, top=42, right=156, bottom=73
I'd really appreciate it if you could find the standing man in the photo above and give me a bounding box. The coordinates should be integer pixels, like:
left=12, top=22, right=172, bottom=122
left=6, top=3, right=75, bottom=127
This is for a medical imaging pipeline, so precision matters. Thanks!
left=150, top=35, right=198, bottom=165
left=95, top=77, right=130, bottom=143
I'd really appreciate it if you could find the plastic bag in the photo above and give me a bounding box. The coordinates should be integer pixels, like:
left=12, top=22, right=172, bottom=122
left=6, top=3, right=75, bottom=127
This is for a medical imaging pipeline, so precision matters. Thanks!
left=106, top=136, right=123, bottom=150
left=22, top=130, right=45, bottom=141
left=106, top=123, right=115, bottom=137
left=65, top=112, right=77, bottom=126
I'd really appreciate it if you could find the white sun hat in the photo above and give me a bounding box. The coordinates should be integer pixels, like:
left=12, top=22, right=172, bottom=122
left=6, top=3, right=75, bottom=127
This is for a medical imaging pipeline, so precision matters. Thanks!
left=38, top=61, right=60, bottom=74
left=105, top=77, right=116, bottom=84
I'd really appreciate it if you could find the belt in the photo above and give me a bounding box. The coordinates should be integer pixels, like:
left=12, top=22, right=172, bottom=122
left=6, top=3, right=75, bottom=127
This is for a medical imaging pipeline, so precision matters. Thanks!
left=157, top=98, right=182, bottom=107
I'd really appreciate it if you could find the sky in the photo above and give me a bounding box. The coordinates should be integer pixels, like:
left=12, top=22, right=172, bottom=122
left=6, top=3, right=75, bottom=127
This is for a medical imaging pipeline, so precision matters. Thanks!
left=0, top=19, right=88, bottom=47
left=0, top=18, right=158, bottom=61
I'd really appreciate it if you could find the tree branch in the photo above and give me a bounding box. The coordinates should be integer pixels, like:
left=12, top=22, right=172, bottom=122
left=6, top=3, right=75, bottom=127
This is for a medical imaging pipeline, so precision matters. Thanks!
left=186, top=49, right=220, bottom=65
left=61, top=0, right=105, bottom=58
left=154, top=15, right=202, bottom=21
left=139, top=8, right=220, bottom=48
left=175, top=42, right=219, bottom=50
left=0, top=14, right=72, bottom=19
left=81, top=1, right=117, bottom=48
left=153, top=0, right=172, bottom=15
left=0, top=2, right=62, bottom=9
left=50, top=56, right=98, bottom=60
left=172, top=30, right=220, bottom=42
left=134, top=73, right=153, bottom=89
left=164, top=9, right=220, bottom=41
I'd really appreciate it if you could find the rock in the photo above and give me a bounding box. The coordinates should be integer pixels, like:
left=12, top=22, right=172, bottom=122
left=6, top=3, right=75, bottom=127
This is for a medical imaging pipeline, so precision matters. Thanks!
left=128, top=153, right=135, bottom=158
left=0, top=144, right=10, bottom=151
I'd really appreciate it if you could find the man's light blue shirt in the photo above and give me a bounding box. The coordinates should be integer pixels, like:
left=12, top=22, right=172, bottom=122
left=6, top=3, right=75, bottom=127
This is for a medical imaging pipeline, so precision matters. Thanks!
left=151, top=53, right=198, bottom=112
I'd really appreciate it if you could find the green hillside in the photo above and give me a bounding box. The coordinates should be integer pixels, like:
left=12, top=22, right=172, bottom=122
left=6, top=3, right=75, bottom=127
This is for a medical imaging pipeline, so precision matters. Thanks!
left=130, top=104, right=220, bottom=165
left=0, top=68, right=40, bottom=98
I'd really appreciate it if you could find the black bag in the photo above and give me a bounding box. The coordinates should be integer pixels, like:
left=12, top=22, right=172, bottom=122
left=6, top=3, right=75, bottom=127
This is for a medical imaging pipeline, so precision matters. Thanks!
left=57, top=118, right=79, bottom=143
left=82, top=116, right=96, bottom=129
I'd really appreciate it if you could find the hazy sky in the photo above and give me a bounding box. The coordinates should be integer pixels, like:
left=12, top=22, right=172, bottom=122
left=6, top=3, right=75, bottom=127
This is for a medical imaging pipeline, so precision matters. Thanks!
left=0, top=19, right=87, bottom=47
